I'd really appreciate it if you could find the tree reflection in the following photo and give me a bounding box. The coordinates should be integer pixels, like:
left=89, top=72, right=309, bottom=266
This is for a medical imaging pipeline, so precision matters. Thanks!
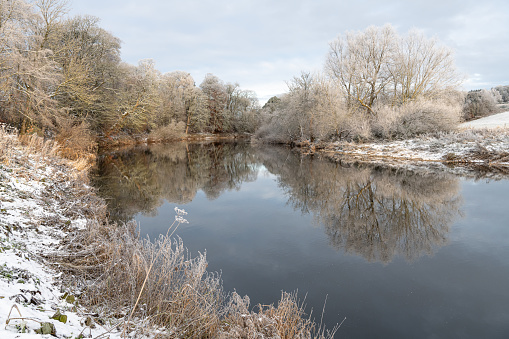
left=94, top=142, right=463, bottom=263
left=258, top=147, right=462, bottom=263
left=92, top=142, right=258, bottom=221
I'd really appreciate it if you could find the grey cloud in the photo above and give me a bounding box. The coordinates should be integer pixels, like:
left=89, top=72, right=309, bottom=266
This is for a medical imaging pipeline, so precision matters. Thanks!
left=69, top=0, right=509, bottom=100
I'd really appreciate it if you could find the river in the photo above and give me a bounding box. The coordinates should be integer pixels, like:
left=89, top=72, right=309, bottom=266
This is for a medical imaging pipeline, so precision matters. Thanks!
left=92, top=141, right=509, bottom=338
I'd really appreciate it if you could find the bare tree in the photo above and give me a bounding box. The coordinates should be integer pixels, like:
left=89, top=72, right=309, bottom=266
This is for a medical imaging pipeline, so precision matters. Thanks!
left=225, top=82, right=260, bottom=133
left=325, top=25, right=396, bottom=116
left=34, top=0, right=69, bottom=49
left=200, top=73, right=227, bottom=133
left=390, top=29, right=462, bottom=104
left=325, top=25, right=462, bottom=116
left=48, top=15, right=121, bottom=128
left=108, top=59, right=162, bottom=136
left=0, top=0, right=61, bottom=133
left=158, top=71, right=208, bottom=134
left=463, top=89, right=500, bottom=120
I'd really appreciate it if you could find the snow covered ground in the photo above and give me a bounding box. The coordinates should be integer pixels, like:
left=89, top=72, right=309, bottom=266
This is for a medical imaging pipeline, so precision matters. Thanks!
left=317, top=112, right=509, bottom=171
left=0, top=131, right=125, bottom=338
left=460, top=111, right=509, bottom=130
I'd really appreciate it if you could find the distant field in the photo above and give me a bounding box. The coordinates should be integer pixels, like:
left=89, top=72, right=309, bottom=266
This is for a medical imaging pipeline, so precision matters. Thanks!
left=460, top=111, right=509, bottom=129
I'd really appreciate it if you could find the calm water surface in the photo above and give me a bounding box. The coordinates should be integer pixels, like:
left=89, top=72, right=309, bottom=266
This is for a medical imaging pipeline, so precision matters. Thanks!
left=92, top=142, right=509, bottom=338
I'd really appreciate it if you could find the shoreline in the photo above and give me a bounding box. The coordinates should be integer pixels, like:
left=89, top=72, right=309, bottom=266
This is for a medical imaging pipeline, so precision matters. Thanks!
left=1, top=124, right=508, bottom=338
left=294, top=128, right=509, bottom=174
left=98, top=132, right=252, bottom=149
left=0, top=132, right=117, bottom=338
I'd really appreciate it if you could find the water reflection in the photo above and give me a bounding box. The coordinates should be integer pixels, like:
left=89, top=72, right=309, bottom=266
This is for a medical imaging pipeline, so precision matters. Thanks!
left=93, top=142, right=259, bottom=221
left=93, top=142, right=462, bottom=263
left=258, top=147, right=462, bottom=263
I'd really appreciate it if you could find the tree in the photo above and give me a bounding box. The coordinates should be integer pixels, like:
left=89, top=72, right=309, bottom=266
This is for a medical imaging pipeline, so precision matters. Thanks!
left=390, top=29, right=462, bottom=104
left=325, top=24, right=462, bottom=115
left=325, top=25, right=396, bottom=116
left=109, top=59, right=161, bottom=135
left=34, top=0, right=69, bottom=49
left=158, top=71, right=208, bottom=134
left=224, top=82, right=260, bottom=133
left=200, top=73, right=227, bottom=133
left=48, top=15, right=121, bottom=129
left=493, top=85, right=509, bottom=103
left=286, top=72, right=317, bottom=141
left=0, top=0, right=61, bottom=133
left=463, top=89, right=499, bottom=120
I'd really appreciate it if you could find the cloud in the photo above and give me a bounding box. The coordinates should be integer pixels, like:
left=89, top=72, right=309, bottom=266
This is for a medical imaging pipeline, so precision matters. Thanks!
left=68, top=0, right=509, bottom=99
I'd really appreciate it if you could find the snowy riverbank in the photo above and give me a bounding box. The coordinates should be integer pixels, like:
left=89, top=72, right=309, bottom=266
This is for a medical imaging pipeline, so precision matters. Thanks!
left=0, top=130, right=126, bottom=338
left=1, top=112, right=508, bottom=338
left=311, top=112, right=509, bottom=172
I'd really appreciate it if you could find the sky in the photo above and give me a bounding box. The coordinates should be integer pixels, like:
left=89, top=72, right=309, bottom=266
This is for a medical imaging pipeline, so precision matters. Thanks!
left=67, top=0, right=509, bottom=103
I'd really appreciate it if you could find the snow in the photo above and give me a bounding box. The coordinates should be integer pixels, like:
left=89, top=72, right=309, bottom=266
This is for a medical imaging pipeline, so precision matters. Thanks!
left=0, top=132, right=126, bottom=338
left=459, top=111, right=509, bottom=130
left=320, top=128, right=509, bottom=173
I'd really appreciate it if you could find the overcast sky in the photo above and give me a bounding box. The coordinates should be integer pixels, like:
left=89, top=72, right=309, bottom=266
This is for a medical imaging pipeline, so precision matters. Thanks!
left=68, top=0, right=509, bottom=103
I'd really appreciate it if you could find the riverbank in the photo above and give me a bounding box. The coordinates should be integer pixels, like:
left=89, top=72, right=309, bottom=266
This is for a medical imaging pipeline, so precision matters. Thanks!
left=99, top=132, right=252, bottom=149
left=0, top=127, right=335, bottom=338
left=0, top=130, right=121, bottom=338
left=298, top=113, right=509, bottom=173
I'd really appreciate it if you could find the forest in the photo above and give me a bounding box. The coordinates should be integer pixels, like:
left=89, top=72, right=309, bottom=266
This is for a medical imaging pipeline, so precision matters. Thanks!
left=0, top=0, right=261, bottom=157
left=1, top=0, right=508, bottom=158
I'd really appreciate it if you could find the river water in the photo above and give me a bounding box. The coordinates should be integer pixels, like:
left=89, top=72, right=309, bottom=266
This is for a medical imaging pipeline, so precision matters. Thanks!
left=92, top=141, right=509, bottom=338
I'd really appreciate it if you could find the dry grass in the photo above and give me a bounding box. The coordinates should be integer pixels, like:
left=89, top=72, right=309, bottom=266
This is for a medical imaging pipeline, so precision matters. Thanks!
left=57, top=215, right=225, bottom=338
left=0, top=124, right=60, bottom=171
left=466, top=145, right=509, bottom=164
left=55, top=198, right=337, bottom=338
left=220, top=292, right=338, bottom=339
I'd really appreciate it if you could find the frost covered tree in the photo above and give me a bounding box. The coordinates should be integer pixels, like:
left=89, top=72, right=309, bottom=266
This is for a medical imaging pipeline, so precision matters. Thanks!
left=325, top=24, right=462, bottom=115
left=225, top=82, right=260, bottom=133
left=463, top=89, right=500, bottom=120
left=200, top=73, right=228, bottom=133
left=158, top=71, right=208, bottom=134
left=0, top=0, right=61, bottom=133
left=325, top=25, right=396, bottom=116
left=493, top=85, right=509, bottom=103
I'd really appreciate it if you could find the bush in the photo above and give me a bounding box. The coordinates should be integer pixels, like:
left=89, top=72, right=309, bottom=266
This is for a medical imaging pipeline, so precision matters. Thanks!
left=372, top=99, right=461, bottom=139
left=148, top=119, right=186, bottom=142
left=54, top=119, right=97, bottom=162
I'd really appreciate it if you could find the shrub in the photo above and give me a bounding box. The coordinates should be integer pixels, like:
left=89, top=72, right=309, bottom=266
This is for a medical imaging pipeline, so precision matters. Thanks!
left=372, top=99, right=461, bottom=139
left=54, top=119, right=97, bottom=162
left=148, top=120, right=186, bottom=142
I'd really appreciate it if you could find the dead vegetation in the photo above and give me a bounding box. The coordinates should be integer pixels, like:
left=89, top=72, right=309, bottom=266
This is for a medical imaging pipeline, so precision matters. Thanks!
left=220, top=292, right=338, bottom=338
left=467, top=145, right=509, bottom=164
left=56, top=215, right=336, bottom=338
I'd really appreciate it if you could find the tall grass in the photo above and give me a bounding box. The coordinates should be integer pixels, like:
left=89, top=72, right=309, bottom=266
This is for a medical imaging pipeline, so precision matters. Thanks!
left=58, top=213, right=336, bottom=338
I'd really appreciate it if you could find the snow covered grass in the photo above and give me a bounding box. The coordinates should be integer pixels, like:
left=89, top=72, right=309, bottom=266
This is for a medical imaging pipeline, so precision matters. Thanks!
left=0, top=126, right=336, bottom=338
left=459, top=111, right=509, bottom=130
left=314, top=128, right=509, bottom=171
left=0, top=126, right=125, bottom=338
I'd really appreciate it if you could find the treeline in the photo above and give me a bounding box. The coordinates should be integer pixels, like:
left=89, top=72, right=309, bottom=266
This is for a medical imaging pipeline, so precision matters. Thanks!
left=255, top=25, right=507, bottom=144
left=463, top=85, right=509, bottom=121
left=0, top=0, right=260, bottom=157
left=4, top=0, right=507, bottom=153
